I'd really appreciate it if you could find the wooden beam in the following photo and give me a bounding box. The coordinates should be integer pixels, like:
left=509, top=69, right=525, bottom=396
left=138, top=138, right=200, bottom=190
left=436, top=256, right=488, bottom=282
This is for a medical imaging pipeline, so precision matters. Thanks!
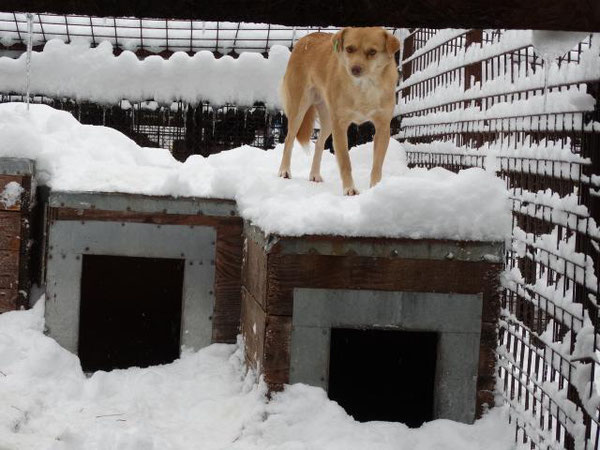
left=4, top=0, right=600, bottom=32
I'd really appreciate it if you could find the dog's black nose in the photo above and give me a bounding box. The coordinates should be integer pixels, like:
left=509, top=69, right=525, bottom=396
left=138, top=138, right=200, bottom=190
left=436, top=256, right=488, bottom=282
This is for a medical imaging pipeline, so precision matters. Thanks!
left=351, top=65, right=362, bottom=76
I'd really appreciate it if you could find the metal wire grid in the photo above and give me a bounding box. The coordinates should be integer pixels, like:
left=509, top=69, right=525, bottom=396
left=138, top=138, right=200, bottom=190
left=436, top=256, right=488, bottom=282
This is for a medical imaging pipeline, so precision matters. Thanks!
left=0, top=12, right=400, bottom=56
left=399, top=28, right=600, bottom=449
left=0, top=94, right=288, bottom=159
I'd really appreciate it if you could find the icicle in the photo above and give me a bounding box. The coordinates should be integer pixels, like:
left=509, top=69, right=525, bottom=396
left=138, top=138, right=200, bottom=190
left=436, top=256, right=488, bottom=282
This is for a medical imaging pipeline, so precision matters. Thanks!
left=531, top=30, right=589, bottom=114
left=25, top=13, right=34, bottom=111
left=542, top=57, right=550, bottom=113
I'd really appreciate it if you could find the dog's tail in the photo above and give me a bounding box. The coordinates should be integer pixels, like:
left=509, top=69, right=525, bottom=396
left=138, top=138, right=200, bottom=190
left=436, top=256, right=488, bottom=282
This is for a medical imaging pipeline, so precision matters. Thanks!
left=296, top=105, right=316, bottom=152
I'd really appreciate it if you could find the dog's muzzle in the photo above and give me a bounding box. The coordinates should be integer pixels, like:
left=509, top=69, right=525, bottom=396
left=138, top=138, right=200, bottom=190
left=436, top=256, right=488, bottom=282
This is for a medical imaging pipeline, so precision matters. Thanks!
left=351, top=65, right=363, bottom=77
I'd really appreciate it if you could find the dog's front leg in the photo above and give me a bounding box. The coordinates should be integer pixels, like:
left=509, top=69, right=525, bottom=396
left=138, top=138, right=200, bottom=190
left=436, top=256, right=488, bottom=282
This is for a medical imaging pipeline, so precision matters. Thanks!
left=332, top=120, right=358, bottom=196
left=370, top=118, right=391, bottom=188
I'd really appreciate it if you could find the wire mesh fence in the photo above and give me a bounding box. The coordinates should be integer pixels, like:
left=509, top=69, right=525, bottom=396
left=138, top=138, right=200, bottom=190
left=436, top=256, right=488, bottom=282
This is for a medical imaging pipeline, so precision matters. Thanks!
left=0, top=12, right=401, bottom=57
left=398, top=28, right=600, bottom=449
left=0, top=94, right=385, bottom=160
left=0, top=95, right=289, bottom=159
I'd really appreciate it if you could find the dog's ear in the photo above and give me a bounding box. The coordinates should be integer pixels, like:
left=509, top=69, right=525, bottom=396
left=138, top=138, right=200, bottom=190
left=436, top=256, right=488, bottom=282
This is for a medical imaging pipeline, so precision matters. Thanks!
left=384, top=30, right=401, bottom=56
left=332, top=28, right=348, bottom=53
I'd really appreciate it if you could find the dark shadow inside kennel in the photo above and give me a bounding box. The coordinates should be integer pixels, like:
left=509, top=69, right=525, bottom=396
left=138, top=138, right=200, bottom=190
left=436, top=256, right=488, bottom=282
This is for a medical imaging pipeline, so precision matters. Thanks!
left=328, top=328, right=438, bottom=427
left=78, top=254, right=185, bottom=372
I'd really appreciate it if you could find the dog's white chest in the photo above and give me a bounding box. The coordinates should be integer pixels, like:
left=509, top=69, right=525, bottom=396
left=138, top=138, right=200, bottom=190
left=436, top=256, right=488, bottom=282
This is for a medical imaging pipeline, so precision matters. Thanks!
left=348, top=79, right=385, bottom=123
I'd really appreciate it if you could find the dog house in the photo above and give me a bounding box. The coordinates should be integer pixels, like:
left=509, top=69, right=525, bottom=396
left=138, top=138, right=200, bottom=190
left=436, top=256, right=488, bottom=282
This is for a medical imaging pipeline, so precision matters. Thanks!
left=241, top=223, right=503, bottom=425
left=43, top=190, right=243, bottom=370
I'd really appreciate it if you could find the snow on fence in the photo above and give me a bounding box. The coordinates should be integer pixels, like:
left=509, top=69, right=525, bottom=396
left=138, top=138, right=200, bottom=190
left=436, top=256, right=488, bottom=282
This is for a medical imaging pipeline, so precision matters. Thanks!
left=0, top=13, right=347, bottom=55
left=0, top=39, right=290, bottom=107
left=0, top=96, right=290, bottom=160
left=398, top=29, right=600, bottom=449
left=0, top=34, right=388, bottom=159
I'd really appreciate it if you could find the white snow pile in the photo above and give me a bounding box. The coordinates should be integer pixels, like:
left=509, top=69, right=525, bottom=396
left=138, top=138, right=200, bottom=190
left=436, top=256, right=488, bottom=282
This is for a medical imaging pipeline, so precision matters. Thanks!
left=0, top=181, right=24, bottom=208
left=0, top=298, right=515, bottom=450
left=0, top=39, right=290, bottom=107
left=0, top=102, right=511, bottom=241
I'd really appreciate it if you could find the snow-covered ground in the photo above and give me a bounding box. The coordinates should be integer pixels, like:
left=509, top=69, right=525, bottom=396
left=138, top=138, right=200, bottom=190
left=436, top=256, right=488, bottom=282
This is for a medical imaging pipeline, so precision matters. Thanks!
left=0, top=103, right=510, bottom=241
left=0, top=298, right=515, bottom=450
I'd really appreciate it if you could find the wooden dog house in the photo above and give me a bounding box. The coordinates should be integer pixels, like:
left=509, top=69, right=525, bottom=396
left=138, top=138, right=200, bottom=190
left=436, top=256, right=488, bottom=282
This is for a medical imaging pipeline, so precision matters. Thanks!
left=241, top=223, right=503, bottom=425
left=43, top=190, right=243, bottom=370
left=0, top=156, right=503, bottom=425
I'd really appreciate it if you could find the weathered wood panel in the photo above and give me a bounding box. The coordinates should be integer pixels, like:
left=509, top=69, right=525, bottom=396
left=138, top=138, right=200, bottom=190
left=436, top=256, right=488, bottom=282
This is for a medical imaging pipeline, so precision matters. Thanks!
left=240, top=286, right=266, bottom=372
left=0, top=288, right=18, bottom=312
left=263, top=314, right=292, bottom=389
left=0, top=250, right=19, bottom=290
left=242, top=236, right=268, bottom=310
left=7, top=0, right=600, bottom=32
left=476, top=375, right=496, bottom=418
left=266, top=252, right=502, bottom=318
left=0, top=212, right=21, bottom=251
left=478, top=323, right=497, bottom=374
left=0, top=174, right=31, bottom=312
left=212, top=220, right=244, bottom=343
left=52, top=207, right=232, bottom=228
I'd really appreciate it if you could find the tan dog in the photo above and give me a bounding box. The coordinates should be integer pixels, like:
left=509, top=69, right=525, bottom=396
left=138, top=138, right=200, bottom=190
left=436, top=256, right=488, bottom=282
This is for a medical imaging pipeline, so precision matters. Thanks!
left=277, top=27, right=400, bottom=195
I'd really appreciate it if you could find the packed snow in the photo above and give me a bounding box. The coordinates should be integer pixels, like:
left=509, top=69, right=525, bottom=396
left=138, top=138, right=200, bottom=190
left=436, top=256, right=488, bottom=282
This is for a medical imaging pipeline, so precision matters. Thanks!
left=0, top=102, right=511, bottom=241
left=0, top=181, right=23, bottom=208
left=0, top=39, right=290, bottom=107
left=0, top=297, right=516, bottom=450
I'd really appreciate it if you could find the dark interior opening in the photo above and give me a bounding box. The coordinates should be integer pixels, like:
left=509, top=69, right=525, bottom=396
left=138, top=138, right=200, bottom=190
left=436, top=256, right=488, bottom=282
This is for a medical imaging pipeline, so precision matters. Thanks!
left=328, top=328, right=438, bottom=427
left=79, top=254, right=185, bottom=372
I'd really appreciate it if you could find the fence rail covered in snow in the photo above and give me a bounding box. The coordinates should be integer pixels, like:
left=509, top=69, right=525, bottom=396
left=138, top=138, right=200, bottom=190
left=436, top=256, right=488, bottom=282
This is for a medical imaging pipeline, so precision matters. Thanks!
left=398, top=28, right=600, bottom=449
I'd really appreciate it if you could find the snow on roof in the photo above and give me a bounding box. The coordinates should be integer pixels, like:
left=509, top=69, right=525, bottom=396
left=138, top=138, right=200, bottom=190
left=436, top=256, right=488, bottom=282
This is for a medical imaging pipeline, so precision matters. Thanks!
left=0, top=102, right=511, bottom=241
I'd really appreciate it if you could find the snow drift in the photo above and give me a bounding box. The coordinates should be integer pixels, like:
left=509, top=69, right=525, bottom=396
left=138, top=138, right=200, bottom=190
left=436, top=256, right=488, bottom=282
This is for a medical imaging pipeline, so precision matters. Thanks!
left=0, top=297, right=514, bottom=450
left=0, top=103, right=510, bottom=241
left=0, top=102, right=511, bottom=241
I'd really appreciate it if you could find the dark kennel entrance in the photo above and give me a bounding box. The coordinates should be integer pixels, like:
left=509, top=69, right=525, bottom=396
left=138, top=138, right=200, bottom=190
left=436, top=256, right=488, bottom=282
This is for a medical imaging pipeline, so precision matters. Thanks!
left=328, top=328, right=438, bottom=427
left=78, top=254, right=185, bottom=372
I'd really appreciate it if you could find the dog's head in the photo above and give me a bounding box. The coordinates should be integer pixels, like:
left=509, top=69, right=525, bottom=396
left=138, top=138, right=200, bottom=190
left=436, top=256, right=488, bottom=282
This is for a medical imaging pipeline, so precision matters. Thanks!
left=332, top=27, right=400, bottom=79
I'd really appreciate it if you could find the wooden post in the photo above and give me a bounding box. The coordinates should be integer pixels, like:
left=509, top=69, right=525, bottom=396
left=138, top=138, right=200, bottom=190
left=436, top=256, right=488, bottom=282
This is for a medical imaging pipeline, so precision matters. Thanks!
left=0, top=160, right=34, bottom=312
left=464, top=30, right=483, bottom=147
left=400, top=31, right=415, bottom=103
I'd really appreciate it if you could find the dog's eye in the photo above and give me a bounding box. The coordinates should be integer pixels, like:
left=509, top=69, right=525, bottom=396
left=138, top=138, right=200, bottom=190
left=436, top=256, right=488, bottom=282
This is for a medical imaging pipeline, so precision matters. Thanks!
left=345, top=46, right=356, bottom=54
left=367, top=49, right=377, bottom=57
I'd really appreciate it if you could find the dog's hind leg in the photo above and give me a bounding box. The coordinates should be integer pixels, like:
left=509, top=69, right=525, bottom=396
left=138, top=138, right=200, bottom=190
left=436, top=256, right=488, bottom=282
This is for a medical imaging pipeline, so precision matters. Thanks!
left=309, top=103, right=332, bottom=182
left=278, top=95, right=312, bottom=179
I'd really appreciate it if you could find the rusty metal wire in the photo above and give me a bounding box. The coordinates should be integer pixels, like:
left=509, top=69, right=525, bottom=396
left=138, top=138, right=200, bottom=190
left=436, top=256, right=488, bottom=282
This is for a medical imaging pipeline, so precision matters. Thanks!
left=399, top=28, right=600, bottom=449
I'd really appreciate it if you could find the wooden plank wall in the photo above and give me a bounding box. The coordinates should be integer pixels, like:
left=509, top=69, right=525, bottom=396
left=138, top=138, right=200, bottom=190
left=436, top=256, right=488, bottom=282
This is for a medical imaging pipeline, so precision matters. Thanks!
left=0, top=174, right=32, bottom=312
left=241, top=231, right=502, bottom=418
left=49, top=206, right=244, bottom=343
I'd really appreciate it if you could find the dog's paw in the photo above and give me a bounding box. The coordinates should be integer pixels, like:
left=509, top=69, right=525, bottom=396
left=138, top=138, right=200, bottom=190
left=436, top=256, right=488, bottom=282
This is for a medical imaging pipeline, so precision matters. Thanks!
left=369, top=175, right=382, bottom=188
left=278, top=169, right=292, bottom=179
left=309, top=173, right=323, bottom=183
left=343, top=186, right=360, bottom=196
